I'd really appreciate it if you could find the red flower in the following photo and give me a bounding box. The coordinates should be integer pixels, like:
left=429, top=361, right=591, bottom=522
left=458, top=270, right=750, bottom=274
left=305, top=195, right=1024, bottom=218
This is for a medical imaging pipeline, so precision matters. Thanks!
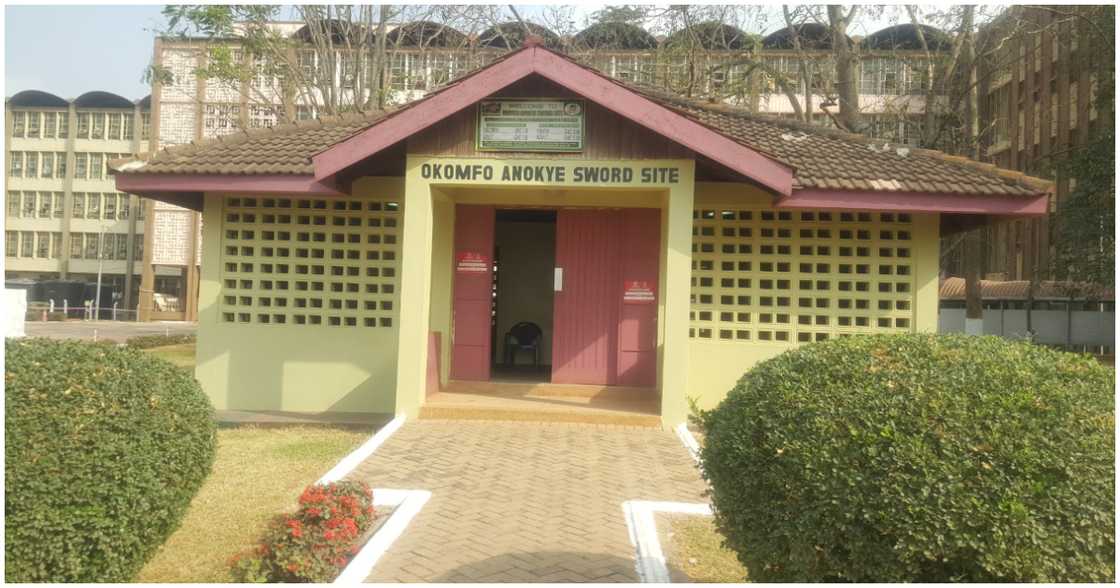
left=287, top=519, right=303, bottom=538
left=287, top=563, right=300, bottom=573
left=324, top=530, right=335, bottom=541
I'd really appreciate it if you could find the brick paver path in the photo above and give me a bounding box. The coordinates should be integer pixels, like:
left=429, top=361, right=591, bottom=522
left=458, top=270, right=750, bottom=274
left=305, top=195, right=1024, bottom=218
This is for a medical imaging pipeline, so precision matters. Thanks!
left=349, top=420, right=707, bottom=582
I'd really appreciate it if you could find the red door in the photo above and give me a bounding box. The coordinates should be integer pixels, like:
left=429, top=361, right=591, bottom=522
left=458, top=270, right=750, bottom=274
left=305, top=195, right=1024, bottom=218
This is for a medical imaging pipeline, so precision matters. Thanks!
left=450, top=205, right=495, bottom=381
left=552, top=209, right=660, bottom=386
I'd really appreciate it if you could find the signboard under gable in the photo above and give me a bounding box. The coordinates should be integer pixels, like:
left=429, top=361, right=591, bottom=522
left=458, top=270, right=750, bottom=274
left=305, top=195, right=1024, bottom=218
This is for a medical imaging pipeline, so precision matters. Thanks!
left=477, top=99, right=584, bottom=152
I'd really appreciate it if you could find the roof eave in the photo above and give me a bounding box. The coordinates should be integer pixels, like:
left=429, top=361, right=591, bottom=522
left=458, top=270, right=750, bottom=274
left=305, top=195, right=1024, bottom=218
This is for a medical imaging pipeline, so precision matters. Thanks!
left=778, top=188, right=1049, bottom=215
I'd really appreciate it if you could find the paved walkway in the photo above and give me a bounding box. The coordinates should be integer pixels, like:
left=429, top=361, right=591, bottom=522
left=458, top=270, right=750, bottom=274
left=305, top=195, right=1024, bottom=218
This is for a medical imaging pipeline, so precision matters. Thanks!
left=349, top=420, right=707, bottom=582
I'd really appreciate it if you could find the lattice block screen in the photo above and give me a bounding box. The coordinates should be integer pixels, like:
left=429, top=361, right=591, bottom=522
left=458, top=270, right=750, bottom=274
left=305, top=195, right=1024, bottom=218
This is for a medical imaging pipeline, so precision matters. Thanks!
left=690, top=209, right=917, bottom=344
left=219, top=196, right=400, bottom=327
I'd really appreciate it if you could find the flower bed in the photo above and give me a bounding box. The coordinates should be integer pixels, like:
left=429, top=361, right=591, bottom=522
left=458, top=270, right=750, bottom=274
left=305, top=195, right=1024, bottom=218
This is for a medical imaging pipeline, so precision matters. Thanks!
left=229, top=481, right=391, bottom=582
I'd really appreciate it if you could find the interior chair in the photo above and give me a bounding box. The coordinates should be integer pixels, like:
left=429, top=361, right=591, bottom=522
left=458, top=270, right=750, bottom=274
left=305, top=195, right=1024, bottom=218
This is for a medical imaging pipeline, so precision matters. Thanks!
left=504, top=321, right=543, bottom=367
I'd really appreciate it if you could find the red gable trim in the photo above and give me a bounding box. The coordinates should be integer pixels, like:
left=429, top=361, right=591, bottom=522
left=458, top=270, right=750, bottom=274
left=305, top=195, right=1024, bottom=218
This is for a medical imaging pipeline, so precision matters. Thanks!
left=115, top=173, right=345, bottom=196
left=778, top=188, right=1049, bottom=215
left=312, top=46, right=796, bottom=196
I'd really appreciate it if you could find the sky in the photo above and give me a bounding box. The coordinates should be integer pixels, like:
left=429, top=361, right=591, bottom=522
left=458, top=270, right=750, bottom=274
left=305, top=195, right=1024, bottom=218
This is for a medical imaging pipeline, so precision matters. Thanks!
left=3, top=3, right=922, bottom=101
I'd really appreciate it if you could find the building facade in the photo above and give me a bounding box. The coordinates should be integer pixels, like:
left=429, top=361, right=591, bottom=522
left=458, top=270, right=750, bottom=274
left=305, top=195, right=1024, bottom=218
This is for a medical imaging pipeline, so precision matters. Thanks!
left=4, top=90, right=151, bottom=311
left=116, top=42, right=1048, bottom=424
left=965, top=5, right=1112, bottom=281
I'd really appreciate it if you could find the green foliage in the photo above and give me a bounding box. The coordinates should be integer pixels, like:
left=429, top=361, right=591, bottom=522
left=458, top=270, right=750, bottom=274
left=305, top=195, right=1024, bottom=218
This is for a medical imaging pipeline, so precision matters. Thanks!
left=1052, top=123, right=1115, bottom=290
left=1050, top=7, right=1114, bottom=290
left=588, top=5, right=649, bottom=26
left=699, top=334, right=1115, bottom=582
left=229, top=481, right=377, bottom=582
left=126, top=333, right=197, bottom=349
left=4, top=339, right=217, bottom=582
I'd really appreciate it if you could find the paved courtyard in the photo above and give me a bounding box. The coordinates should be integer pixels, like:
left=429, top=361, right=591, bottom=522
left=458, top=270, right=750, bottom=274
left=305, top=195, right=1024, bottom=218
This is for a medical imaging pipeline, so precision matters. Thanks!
left=349, top=420, right=707, bottom=582
left=23, top=320, right=196, bottom=342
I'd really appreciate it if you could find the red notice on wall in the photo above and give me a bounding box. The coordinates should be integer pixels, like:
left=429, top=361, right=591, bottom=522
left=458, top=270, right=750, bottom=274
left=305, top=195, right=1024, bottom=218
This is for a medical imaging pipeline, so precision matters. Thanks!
left=622, top=280, right=656, bottom=304
left=456, top=251, right=490, bottom=274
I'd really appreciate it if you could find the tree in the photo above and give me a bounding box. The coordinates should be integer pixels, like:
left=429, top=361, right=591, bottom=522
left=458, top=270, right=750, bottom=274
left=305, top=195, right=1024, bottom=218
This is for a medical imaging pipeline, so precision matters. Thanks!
left=155, top=4, right=504, bottom=121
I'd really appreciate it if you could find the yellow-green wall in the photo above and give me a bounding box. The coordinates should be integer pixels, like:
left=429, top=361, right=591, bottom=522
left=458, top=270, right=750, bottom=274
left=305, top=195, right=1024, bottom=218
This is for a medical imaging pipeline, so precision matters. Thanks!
left=685, top=182, right=941, bottom=411
left=194, top=168, right=940, bottom=426
left=195, top=178, right=404, bottom=415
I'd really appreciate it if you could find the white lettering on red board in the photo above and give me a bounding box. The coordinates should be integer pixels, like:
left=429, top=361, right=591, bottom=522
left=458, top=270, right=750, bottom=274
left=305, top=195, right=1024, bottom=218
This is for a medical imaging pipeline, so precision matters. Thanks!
left=623, top=280, right=656, bottom=304
left=456, top=252, right=490, bottom=274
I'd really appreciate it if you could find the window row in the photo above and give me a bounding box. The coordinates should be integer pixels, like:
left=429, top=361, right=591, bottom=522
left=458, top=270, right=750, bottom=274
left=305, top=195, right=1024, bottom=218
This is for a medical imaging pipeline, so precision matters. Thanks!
left=9, top=111, right=69, bottom=139
left=4, top=231, right=140, bottom=261
left=8, top=111, right=150, bottom=141
left=75, top=112, right=136, bottom=141
left=5, top=231, right=61, bottom=259
left=7, top=151, right=131, bottom=180
left=7, top=191, right=64, bottom=219
left=6, top=191, right=138, bottom=220
left=8, top=152, right=66, bottom=179
left=71, top=192, right=139, bottom=220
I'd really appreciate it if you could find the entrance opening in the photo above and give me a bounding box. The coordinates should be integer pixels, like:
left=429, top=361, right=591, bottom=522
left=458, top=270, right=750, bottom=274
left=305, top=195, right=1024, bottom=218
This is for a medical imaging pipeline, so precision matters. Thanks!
left=491, top=209, right=556, bottom=382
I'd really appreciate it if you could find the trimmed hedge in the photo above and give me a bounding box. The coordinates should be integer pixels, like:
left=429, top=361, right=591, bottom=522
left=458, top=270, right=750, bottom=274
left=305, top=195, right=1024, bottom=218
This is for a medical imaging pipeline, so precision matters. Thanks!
left=125, top=333, right=197, bottom=349
left=5, top=338, right=216, bottom=582
left=700, top=334, right=1115, bottom=582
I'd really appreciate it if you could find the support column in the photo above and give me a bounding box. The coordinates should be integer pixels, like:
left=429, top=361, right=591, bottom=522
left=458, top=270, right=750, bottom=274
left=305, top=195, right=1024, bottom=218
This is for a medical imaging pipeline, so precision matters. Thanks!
left=393, top=159, right=436, bottom=418
left=137, top=200, right=156, bottom=321
left=659, top=162, right=696, bottom=427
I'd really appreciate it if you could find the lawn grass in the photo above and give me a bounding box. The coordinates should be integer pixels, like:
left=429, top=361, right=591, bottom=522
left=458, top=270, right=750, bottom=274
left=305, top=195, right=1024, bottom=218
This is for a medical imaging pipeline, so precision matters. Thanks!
left=136, top=426, right=368, bottom=582
left=143, top=343, right=197, bottom=369
left=666, top=516, right=749, bottom=583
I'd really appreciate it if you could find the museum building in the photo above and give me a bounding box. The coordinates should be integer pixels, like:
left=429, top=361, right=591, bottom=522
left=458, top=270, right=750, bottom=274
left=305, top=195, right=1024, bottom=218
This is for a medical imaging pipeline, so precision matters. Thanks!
left=113, top=40, right=1049, bottom=426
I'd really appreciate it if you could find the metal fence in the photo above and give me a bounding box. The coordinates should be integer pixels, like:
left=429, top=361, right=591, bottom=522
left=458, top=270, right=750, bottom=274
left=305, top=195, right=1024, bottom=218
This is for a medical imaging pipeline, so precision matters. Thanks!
left=939, top=301, right=1115, bottom=354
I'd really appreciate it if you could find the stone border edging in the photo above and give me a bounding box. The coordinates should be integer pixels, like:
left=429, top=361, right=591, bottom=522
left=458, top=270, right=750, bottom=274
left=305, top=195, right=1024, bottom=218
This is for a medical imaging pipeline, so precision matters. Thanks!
left=335, top=489, right=432, bottom=584
left=674, top=422, right=701, bottom=466
left=318, top=414, right=406, bottom=484
left=623, top=500, right=713, bottom=583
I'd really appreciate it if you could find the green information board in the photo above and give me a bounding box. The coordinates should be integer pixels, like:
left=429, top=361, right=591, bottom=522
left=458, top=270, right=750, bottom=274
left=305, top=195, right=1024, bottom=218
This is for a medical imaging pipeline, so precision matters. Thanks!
left=477, top=99, right=585, bottom=152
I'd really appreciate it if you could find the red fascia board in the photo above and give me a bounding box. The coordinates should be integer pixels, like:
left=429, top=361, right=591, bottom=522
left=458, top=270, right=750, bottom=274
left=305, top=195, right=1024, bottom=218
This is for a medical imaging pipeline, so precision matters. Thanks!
left=528, top=49, right=794, bottom=196
left=312, top=50, right=536, bottom=181
left=115, top=173, right=344, bottom=196
left=778, top=188, right=1049, bottom=215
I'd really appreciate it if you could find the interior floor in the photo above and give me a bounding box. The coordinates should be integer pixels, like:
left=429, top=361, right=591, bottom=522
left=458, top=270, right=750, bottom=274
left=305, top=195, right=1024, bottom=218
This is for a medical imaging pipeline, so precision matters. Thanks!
left=490, top=364, right=552, bottom=383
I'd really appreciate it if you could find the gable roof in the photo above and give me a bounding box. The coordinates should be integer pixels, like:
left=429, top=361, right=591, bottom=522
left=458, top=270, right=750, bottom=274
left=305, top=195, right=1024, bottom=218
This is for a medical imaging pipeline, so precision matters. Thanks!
left=310, top=41, right=795, bottom=194
left=115, top=41, right=1050, bottom=206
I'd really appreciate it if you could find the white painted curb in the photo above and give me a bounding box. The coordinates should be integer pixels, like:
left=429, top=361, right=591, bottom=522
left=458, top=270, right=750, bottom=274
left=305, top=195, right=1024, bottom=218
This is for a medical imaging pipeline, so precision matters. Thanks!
left=674, top=422, right=701, bottom=466
left=623, top=500, right=713, bottom=583
left=318, top=414, right=406, bottom=485
left=334, top=488, right=432, bottom=584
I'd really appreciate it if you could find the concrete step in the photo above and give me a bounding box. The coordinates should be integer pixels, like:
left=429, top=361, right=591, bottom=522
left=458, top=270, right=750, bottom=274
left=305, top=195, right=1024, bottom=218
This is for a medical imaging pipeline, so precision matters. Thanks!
left=444, top=379, right=657, bottom=402
left=419, top=404, right=662, bottom=427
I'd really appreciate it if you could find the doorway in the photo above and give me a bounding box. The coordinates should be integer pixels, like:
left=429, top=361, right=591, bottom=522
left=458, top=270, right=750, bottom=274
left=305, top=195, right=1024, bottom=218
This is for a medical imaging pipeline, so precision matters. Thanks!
left=450, top=204, right=660, bottom=388
left=492, top=209, right=556, bottom=382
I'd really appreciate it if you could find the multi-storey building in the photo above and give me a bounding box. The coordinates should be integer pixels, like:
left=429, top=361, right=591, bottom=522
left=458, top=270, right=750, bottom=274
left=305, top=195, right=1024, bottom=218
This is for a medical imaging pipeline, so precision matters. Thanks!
left=140, top=19, right=952, bottom=320
left=4, top=90, right=151, bottom=312
left=962, top=5, right=1112, bottom=282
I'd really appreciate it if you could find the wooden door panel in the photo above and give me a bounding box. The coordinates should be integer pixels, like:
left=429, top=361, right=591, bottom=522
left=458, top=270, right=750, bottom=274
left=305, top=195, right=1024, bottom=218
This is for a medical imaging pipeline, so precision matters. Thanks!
left=551, top=210, right=620, bottom=385
left=450, top=205, right=494, bottom=381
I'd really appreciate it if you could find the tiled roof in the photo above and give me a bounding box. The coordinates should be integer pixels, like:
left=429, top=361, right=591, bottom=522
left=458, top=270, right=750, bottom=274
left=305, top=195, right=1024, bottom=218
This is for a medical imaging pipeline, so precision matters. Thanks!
left=116, top=47, right=1050, bottom=198
left=121, top=112, right=383, bottom=175
left=628, top=87, right=1048, bottom=196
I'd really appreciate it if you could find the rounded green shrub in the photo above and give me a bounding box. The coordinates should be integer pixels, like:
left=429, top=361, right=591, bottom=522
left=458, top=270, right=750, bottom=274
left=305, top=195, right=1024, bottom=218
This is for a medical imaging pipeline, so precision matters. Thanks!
left=5, top=338, right=216, bottom=582
left=699, top=334, right=1114, bottom=582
